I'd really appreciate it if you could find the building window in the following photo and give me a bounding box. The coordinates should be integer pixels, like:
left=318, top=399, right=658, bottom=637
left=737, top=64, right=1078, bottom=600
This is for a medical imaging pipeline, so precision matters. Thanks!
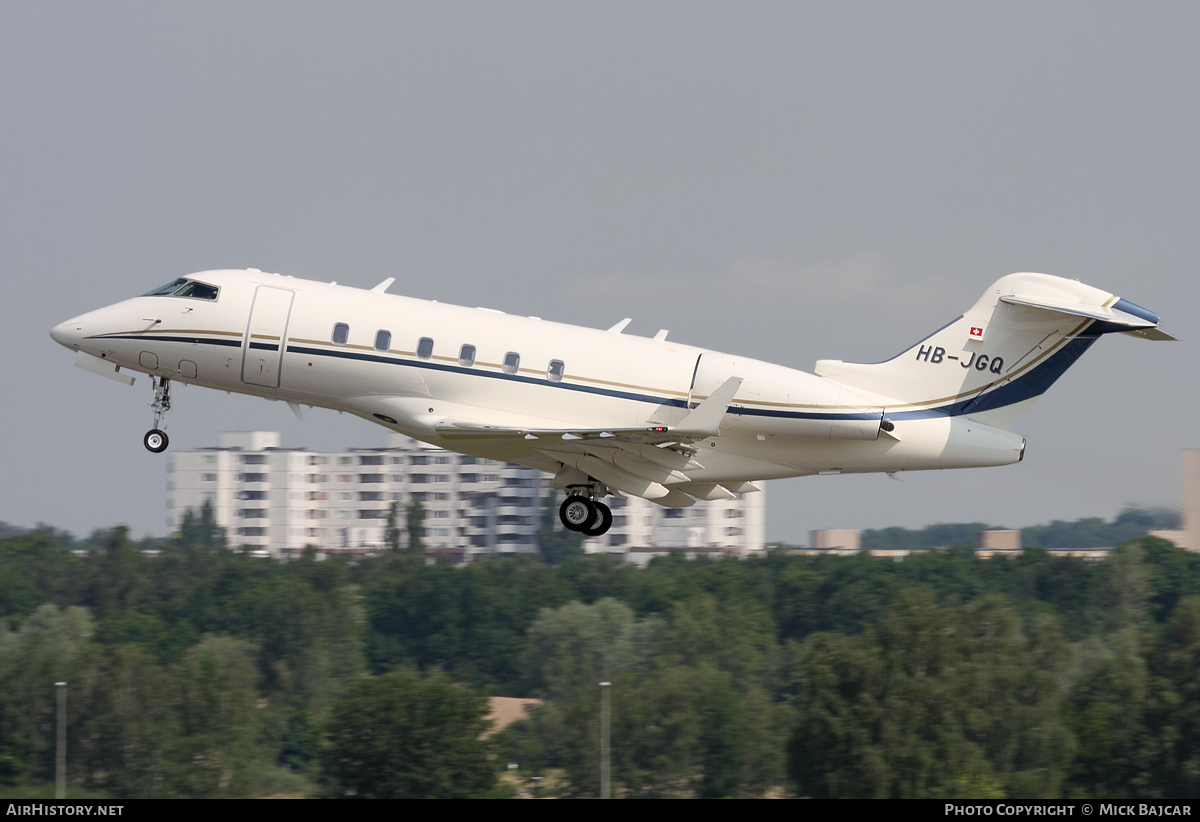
left=241, top=455, right=266, bottom=464
left=360, top=455, right=384, bottom=465
left=417, top=337, right=433, bottom=359
left=547, top=359, right=565, bottom=382
left=458, top=344, right=476, bottom=367
left=374, top=330, right=392, bottom=351
left=664, top=509, right=685, bottom=519
left=332, top=323, right=350, bottom=345
left=411, top=455, right=428, bottom=465
left=239, top=473, right=267, bottom=483
left=202, top=473, right=217, bottom=482
left=360, top=474, right=384, bottom=483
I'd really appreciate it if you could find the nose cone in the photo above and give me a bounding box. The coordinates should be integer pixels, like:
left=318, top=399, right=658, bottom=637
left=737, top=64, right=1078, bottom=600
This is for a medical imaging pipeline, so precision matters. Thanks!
left=50, top=318, right=84, bottom=349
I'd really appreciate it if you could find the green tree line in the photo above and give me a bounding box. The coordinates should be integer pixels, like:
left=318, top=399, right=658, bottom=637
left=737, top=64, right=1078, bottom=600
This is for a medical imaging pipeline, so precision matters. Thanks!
left=1, top=503, right=1199, bottom=797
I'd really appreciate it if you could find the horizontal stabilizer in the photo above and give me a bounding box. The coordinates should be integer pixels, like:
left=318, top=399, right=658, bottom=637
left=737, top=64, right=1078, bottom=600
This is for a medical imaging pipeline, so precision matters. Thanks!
left=999, top=295, right=1155, bottom=328
left=1122, top=326, right=1178, bottom=341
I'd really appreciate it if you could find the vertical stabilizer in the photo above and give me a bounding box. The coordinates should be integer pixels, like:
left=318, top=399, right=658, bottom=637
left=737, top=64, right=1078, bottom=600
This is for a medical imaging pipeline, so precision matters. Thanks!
left=814, top=273, right=1169, bottom=429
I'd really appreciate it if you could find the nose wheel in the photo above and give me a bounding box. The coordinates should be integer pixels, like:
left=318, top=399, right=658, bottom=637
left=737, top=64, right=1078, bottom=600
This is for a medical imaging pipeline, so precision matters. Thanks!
left=144, top=376, right=172, bottom=453
left=144, top=429, right=169, bottom=453
left=558, top=494, right=613, bottom=536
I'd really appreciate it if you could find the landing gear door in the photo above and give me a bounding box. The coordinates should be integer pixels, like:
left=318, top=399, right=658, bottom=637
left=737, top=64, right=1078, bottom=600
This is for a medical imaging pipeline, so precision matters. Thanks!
left=242, top=286, right=294, bottom=388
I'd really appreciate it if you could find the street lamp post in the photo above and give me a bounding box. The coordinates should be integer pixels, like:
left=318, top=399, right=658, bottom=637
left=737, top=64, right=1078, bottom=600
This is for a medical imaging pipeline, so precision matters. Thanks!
left=55, top=682, right=66, bottom=800
left=600, top=681, right=611, bottom=799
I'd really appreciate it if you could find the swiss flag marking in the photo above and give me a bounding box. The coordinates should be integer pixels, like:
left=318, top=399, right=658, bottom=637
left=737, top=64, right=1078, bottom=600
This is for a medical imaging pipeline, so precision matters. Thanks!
left=969, top=326, right=984, bottom=338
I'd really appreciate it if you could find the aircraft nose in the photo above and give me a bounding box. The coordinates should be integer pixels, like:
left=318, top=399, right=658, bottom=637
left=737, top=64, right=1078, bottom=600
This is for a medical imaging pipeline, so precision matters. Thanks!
left=50, top=319, right=84, bottom=349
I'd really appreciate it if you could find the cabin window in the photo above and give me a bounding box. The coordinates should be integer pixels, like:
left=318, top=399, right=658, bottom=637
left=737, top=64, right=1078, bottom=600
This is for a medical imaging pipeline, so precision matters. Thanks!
left=332, top=323, right=350, bottom=345
left=417, top=337, right=433, bottom=359
left=502, top=352, right=520, bottom=375
left=547, top=359, right=565, bottom=382
left=374, top=330, right=391, bottom=352
left=459, top=344, right=476, bottom=367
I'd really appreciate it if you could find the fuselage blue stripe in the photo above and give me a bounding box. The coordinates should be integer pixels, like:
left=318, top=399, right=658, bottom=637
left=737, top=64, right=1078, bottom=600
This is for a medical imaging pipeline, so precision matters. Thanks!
left=96, top=325, right=1111, bottom=425
left=286, top=344, right=693, bottom=409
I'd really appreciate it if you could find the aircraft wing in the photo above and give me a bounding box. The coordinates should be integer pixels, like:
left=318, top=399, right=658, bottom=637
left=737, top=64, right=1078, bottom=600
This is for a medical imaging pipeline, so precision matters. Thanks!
left=432, top=378, right=751, bottom=506
left=433, top=377, right=742, bottom=445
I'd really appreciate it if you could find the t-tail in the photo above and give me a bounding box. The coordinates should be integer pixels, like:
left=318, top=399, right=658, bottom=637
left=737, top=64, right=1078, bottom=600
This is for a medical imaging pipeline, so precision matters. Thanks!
left=815, top=272, right=1175, bottom=430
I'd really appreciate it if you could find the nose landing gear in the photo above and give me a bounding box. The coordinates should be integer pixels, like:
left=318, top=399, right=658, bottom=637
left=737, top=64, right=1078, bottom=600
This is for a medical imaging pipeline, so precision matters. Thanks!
left=144, top=376, right=171, bottom=453
left=558, top=490, right=613, bottom=537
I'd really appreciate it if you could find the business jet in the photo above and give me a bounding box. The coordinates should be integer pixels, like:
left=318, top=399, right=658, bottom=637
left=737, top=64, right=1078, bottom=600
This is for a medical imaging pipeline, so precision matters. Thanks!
left=50, top=269, right=1173, bottom=537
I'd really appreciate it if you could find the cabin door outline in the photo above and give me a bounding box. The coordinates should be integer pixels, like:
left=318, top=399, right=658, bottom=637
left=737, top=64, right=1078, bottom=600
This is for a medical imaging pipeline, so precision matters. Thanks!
left=241, top=286, right=295, bottom=388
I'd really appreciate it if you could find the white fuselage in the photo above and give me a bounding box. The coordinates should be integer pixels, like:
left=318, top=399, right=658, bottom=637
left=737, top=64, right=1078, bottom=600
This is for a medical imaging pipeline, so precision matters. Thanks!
left=51, top=270, right=1027, bottom=494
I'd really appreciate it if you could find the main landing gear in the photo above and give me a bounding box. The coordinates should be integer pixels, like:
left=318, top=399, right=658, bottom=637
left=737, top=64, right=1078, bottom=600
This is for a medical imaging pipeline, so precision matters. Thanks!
left=144, top=376, right=171, bottom=453
left=559, top=492, right=614, bottom=537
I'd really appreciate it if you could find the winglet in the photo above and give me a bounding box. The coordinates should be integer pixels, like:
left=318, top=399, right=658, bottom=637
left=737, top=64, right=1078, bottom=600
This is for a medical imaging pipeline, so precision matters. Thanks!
left=674, top=377, right=742, bottom=436
left=607, top=318, right=632, bottom=334
left=370, top=277, right=396, bottom=293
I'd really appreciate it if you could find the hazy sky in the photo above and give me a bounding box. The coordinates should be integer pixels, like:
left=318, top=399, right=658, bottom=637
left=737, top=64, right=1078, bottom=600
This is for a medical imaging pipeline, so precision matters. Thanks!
left=3, top=2, right=1197, bottom=542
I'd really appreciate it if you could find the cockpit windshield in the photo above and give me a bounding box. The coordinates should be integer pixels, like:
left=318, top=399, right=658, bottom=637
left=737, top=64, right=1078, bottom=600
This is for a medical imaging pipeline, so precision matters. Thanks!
left=142, top=278, right=220, bottom=301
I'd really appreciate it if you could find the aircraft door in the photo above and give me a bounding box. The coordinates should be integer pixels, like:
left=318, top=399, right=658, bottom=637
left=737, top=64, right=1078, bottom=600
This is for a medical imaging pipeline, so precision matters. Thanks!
left=241, top=286, right=295, bottom=388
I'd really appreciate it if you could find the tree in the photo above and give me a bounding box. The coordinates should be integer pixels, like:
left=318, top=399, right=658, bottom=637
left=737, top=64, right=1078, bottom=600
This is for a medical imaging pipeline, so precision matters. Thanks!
left=385, top=501, right=402, bottom=553
left=536, top=493, right=584, bottom=565
left=177, top=501, right=226, bottom=554
left=405, top=500, right=425, bottom=560
left=319, top=670, right=497, bottom=798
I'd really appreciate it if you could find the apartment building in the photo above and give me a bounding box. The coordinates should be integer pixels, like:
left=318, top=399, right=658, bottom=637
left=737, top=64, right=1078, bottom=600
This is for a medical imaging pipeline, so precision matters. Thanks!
left=167, top=431, right=765, bottom=560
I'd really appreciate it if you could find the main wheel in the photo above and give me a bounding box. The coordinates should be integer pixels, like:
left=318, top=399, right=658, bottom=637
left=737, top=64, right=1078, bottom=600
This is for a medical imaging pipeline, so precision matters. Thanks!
left=559, top=496, right=596, bottom=532
left=144, top=429, right=169, bottom=453
left=582, top=501, right=613, bottom=537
